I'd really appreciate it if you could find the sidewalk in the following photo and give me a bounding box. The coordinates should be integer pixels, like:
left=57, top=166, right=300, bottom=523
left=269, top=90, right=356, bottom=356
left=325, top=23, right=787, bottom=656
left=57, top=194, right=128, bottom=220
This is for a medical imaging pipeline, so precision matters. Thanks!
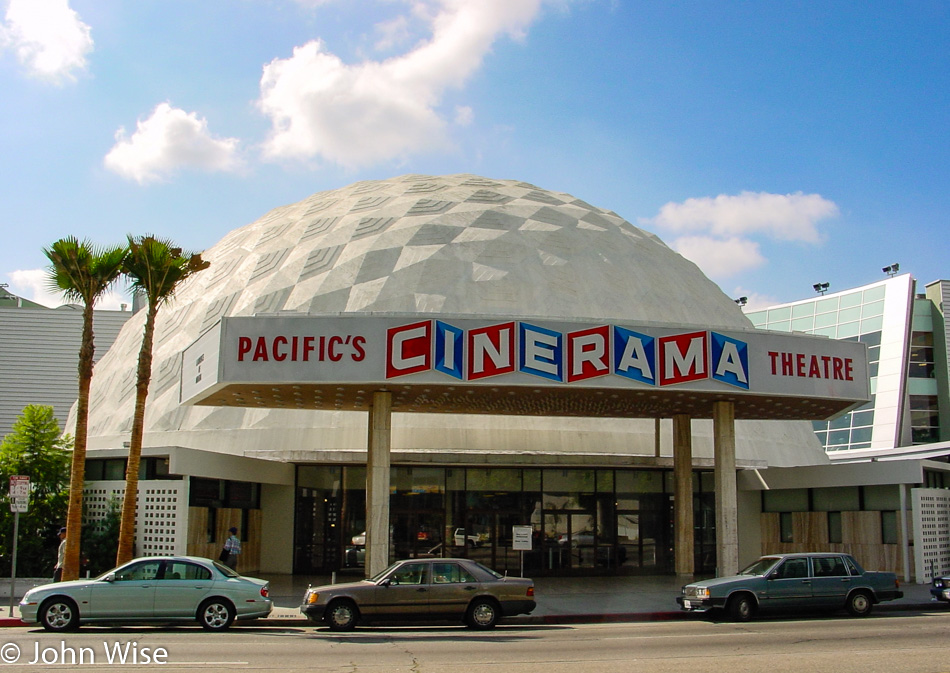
left=258, top=572, right=942, bottom=626
left=1, top=574, right=941, bottom=628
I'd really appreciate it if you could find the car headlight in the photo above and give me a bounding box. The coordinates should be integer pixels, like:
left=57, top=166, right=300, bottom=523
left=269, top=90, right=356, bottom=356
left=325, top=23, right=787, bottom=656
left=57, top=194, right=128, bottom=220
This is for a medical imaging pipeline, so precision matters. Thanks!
left=935, top=579, right=945, bottom=588
left=695, top=587, right=710, bottom=599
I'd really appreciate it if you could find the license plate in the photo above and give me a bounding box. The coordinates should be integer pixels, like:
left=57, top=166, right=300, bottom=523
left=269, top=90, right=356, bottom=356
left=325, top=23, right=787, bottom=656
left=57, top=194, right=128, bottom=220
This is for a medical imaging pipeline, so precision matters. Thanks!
left=683, top=600, right=692, bottom=609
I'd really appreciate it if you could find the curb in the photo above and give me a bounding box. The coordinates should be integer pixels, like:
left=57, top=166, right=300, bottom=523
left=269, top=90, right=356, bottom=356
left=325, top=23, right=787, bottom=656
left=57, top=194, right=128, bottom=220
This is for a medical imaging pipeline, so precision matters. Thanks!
left=2, top=602, right=939, bottom=629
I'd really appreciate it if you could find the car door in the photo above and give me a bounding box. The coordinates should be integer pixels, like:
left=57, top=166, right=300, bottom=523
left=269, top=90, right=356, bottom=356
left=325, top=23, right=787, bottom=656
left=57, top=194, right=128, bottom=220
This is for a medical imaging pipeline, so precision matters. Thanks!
left=153, top=560, right=214, bottom=618
left=428, top=562, right=479, bottom=618
left=762, top=557, right=813, bottom=609
left=370, top=562, right=431, bottom=620
left=809, top=555, right=853, bottom=607
left=89, top=560, right=161, bottom=619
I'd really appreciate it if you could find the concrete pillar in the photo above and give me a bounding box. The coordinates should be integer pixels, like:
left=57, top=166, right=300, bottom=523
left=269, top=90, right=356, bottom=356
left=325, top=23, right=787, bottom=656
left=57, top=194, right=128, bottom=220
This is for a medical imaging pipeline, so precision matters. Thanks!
left=713, top=400, right=738, bottom=577
left=366, top=391, right=392, bottom=578
left=673, top=413, right=694, bottom=576
left=899, top=483, right=910, bottom=583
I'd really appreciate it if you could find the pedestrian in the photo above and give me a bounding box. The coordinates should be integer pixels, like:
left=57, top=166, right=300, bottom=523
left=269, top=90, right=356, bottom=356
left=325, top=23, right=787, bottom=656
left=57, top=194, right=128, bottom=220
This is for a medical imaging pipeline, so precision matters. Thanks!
left=53, top=527, right=66, bottom=582
left=223, top=527, right=241, bottom=570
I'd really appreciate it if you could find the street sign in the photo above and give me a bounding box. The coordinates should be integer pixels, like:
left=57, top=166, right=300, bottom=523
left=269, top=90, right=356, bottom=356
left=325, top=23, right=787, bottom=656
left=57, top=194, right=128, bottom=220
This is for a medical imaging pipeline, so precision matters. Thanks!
left=512, top=525, right=533, bottom=551
left=9, top=497, right=27, bottom=513
left=8, top=476, right=28, bottom=499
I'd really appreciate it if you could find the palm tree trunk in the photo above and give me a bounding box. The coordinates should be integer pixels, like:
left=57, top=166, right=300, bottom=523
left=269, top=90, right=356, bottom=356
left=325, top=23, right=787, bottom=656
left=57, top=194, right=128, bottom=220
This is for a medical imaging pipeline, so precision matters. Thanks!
left=116, top=304, right=157, bottom=566
left=62, top=303, right=95, bottom=581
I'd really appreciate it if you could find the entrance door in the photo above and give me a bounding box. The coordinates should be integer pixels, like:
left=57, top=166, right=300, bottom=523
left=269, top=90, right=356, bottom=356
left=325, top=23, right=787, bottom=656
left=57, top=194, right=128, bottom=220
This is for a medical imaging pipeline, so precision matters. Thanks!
left=392, top=511, right=445, bottom=560
left=461, top=511, right=522, bottom=574
left=617, top=494, right=672, bottom=573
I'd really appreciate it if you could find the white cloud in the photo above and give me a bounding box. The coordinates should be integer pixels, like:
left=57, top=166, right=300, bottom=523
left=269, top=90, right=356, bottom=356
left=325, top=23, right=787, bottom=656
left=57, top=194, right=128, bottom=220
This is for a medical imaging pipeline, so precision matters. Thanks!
left=374, top=15, right=412, bottom=52
left=0, top=0, right=93, bottom=84
left=7, top=268, right=128, bottom=310
left=643, top=190, right=839, bottom=281
left=291, top=0, right=337, bottom=7
left=671, top=236, right=766, bottom=280
left=104, top=103, right=242, bottom=184
left=646, top=191, right=838, bottom=243
left=454, top=105, right=474, bottom=126
left=258, top=0, right=544, bottom=168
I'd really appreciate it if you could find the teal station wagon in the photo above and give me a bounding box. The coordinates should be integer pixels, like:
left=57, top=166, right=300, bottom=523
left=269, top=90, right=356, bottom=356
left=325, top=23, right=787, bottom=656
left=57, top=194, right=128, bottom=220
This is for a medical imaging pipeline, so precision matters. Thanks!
left=678, top=553, right=902, bottom=621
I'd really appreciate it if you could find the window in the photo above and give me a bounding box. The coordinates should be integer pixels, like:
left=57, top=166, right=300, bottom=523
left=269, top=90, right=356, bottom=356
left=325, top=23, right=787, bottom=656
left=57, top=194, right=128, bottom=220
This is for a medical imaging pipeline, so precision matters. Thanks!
left=773, top=557, right=807, bottom=578
left=779, top=512, right=794, bottom=543
left=828, top=512, right=842, bottom=544
left=389, top=563, right=428, bottom=585
left=813, top=556, right=847, bottom=577
left=881, top=511, right=899, bottom=544
left=431, top=562, right=477, bottom=584
left=163, top=561, right=211, bottom=581
left=115, top=560, right=161, bottom=581
left=910, top=395, right=940, bottom=444
left=909, top=332, right=935, bottom=379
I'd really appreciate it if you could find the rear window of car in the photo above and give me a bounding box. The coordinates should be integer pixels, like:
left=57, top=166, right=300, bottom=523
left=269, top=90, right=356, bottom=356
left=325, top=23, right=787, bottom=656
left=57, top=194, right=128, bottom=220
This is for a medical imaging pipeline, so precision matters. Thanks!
left=213, top=560, right=240, bottom=577
left=471, top=562, right=503, bottom=580
left=812, top=556, right=849, bottom=577
left=432, top=563, right=477, bottom=584
left=164, top=561, right=212, bottom=581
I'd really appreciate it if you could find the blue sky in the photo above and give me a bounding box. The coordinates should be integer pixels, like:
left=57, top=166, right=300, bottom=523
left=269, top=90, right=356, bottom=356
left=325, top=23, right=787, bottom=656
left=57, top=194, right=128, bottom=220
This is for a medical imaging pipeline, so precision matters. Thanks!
left=1, top=0, right=947, bottom=311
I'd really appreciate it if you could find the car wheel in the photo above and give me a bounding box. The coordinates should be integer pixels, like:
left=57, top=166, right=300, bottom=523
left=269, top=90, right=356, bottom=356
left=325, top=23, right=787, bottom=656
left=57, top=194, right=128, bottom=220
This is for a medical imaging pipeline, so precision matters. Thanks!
left=326, top=599, right=359, bottom=631
left=466, top=598, right=499, bottom=629
left=846, top=590, right=873, bottom=617
left=198, top=598, right=235, bottom=631
left=727, top=593, right=756, bottom=622
left=39, top=597, right=79, bottom=632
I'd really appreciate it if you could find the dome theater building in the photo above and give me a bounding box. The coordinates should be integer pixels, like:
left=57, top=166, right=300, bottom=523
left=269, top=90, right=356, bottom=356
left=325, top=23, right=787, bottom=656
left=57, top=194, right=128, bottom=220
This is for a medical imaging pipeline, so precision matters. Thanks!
left=77, top=175, right=868, bottom=578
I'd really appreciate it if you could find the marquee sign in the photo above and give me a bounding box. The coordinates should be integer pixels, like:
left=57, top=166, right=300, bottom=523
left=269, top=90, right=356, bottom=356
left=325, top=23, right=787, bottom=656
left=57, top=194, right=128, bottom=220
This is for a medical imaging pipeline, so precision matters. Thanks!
left=181, top=315, right=869, bottom=420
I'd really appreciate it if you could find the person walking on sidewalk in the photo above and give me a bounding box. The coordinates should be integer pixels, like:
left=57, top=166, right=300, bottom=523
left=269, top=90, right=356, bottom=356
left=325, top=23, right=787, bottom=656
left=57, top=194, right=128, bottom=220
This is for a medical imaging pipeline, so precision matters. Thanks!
left=52, top=527, right=66, bottom=582
left=223, top=527, right=241, bottom=570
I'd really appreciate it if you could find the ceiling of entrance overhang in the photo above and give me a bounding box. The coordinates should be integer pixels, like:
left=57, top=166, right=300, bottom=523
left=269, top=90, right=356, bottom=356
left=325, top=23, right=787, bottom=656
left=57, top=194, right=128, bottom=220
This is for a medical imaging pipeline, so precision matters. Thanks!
left=193, top=382, right=857, bottom=421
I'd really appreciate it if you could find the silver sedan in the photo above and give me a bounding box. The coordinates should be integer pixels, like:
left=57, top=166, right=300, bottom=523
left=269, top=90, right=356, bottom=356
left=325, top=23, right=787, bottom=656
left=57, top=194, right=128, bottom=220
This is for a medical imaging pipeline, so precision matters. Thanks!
left=20, top=556, right=272, bottom=632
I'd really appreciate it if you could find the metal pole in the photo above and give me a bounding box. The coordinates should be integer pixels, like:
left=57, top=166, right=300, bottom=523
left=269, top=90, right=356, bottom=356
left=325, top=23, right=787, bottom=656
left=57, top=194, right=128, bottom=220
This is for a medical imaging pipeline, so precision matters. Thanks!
left=9, top=511, right=19, bottom=617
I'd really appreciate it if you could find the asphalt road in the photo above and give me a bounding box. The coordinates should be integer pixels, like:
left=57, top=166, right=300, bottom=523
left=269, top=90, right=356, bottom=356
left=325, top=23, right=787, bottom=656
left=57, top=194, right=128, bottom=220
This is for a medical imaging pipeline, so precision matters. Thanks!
left=3, top=611, right=949, bottom=672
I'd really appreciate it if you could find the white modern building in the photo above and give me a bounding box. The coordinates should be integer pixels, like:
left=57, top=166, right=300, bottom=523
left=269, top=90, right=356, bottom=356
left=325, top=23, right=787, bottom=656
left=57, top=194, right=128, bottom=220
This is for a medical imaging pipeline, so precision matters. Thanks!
left=744, top=276, right=950, bottom=582
left=71, top=174, right=871, bottom=580
left=0, top=285, right=130, bottom=439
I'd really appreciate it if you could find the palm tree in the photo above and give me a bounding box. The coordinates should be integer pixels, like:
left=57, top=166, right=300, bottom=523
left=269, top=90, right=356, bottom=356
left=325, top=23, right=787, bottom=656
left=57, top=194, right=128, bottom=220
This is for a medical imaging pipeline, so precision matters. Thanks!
left=44, top=237, right=127, bottom=581
left=116, top=235, right=209, bottom=565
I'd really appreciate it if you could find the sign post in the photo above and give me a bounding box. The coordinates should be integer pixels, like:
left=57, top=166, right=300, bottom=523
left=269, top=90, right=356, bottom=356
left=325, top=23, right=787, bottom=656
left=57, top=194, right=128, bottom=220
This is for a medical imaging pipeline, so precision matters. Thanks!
left=8, top=476, right=29, bottom=617
left=512, top=525, right=533, bottom=579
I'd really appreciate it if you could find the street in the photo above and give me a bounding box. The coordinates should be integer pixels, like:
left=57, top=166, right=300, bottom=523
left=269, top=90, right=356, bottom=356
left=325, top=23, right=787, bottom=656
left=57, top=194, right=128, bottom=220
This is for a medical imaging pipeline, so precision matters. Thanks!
left=2, top=611, right=949, bottom=672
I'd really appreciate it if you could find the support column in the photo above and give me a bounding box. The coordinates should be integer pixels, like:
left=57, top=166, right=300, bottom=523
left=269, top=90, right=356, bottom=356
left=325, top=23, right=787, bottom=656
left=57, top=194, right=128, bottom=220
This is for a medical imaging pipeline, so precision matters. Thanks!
left=713, top=400, right=738, bottom=577
left=365, top=391, right=392, bottom=578
left=673, top=413, right=694, bottom=576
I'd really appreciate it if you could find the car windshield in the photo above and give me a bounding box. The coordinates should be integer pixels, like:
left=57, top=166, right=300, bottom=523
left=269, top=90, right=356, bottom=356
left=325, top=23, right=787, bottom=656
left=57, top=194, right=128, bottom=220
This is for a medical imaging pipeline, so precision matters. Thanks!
left=371, top=561, right=405, bottom=583
left=738, top=556, right=782, bottom=575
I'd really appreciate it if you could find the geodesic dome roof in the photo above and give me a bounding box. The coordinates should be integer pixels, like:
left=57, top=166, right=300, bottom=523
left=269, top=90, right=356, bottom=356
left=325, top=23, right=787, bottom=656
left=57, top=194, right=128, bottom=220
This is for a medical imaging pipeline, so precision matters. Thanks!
left=78, top=174, right=828, bottom=467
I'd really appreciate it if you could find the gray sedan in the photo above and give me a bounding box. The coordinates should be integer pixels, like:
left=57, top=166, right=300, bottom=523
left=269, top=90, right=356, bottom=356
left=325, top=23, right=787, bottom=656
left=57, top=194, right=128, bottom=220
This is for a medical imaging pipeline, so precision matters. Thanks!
left=302, top=557, right=536, bottom=630
left=678, top=552, right=903, bottom=621
left=20, top=556, right=272, bottom=632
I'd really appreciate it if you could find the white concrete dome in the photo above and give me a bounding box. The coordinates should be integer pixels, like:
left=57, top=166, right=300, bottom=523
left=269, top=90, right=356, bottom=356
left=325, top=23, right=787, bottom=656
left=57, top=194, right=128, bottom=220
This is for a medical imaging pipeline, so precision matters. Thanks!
left=80, top=174, right=827, bottom=467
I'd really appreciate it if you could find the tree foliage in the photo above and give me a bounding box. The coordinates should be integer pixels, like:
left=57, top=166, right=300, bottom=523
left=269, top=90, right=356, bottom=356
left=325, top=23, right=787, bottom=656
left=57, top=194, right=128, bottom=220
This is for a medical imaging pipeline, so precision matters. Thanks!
left=0, top=406, right=71, bottom=577
left=44, top=236, right=126, bottom=581
left=116, top=235, right=209, bottom=565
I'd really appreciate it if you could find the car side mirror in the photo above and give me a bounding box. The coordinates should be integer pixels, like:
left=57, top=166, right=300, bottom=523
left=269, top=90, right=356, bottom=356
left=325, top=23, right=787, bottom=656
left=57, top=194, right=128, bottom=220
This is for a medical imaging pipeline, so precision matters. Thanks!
left=379, top=578, right=391, bottom=587
left=103, top=572, right=116, bottom=583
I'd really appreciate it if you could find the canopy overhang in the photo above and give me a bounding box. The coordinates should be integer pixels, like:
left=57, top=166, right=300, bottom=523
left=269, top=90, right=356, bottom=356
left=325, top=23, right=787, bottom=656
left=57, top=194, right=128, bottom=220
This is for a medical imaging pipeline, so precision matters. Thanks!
left=181, top=314, right=870, bottom=422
